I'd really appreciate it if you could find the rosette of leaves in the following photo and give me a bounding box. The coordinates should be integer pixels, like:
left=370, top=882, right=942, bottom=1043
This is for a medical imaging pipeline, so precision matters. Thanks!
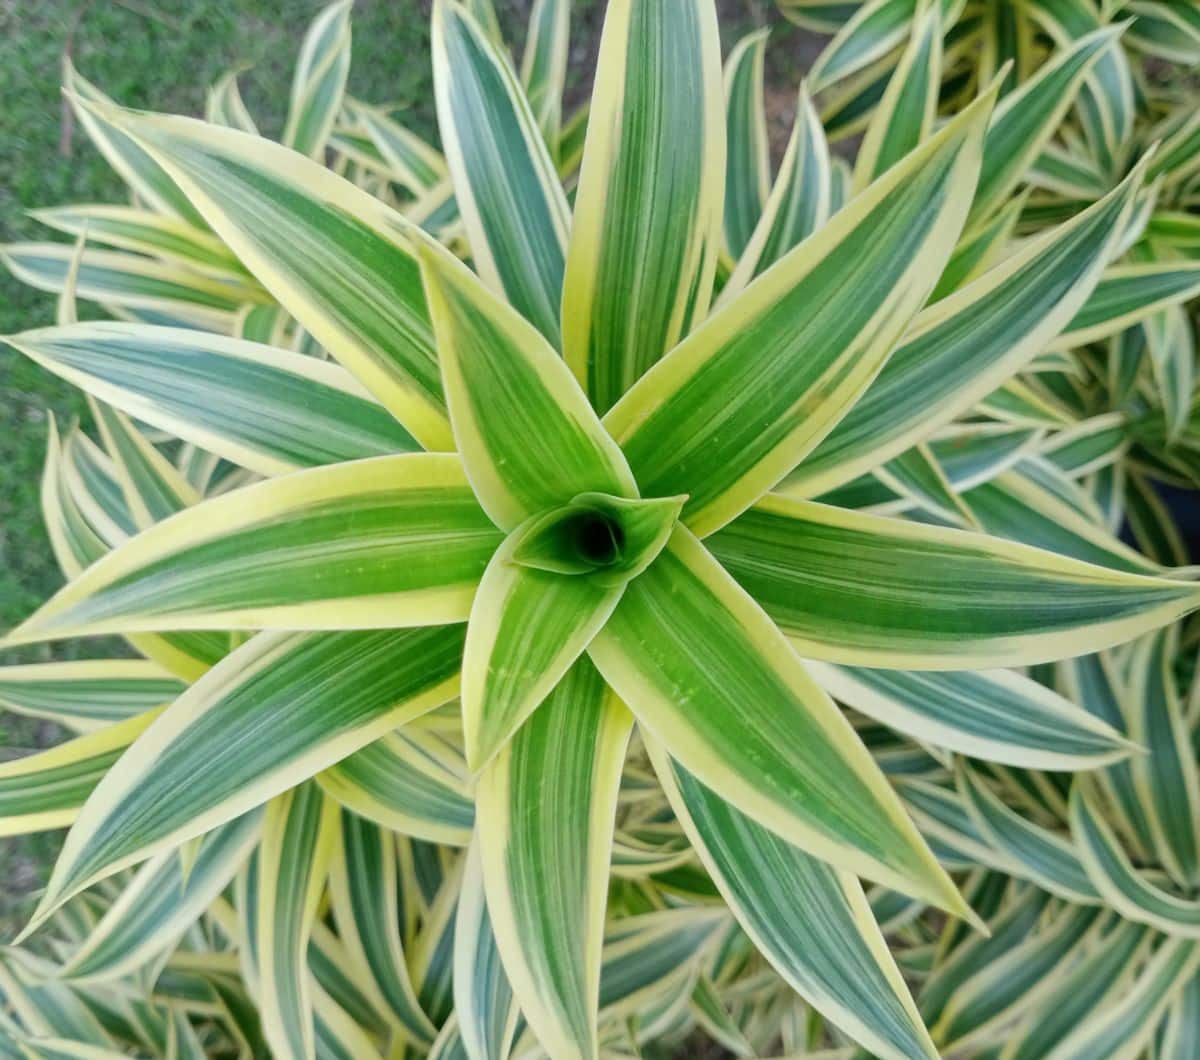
left=3, top=1, right=1200, bottom=1058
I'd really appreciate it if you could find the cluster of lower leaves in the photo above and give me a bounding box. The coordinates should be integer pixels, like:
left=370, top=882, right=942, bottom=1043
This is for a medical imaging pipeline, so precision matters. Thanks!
left=0, top=0, right=1199, bottom=1057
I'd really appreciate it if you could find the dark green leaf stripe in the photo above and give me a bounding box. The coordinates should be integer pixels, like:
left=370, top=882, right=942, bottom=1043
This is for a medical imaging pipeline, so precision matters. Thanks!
left=657, top=752, right=937, bottom=1060
left=710, top=496, right=1199, bottom=667
left=434, top=0, right=568, bottom=345
left=8, top=323, right=419, bottom=475
left=25, top=625, right=465, bottom=931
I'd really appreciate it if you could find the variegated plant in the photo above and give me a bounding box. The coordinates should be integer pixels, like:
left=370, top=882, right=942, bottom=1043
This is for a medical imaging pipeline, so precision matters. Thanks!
left=2, top=0, right=1199, bottom=1058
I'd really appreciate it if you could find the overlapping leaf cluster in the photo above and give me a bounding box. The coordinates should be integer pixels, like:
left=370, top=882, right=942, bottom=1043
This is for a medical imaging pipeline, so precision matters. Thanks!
left=0, top=0, right=1198, bottom=1057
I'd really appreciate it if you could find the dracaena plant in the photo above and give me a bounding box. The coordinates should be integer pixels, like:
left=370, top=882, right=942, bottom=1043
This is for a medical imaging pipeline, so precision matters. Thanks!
left=3, top=0, right=1200, bottom=1058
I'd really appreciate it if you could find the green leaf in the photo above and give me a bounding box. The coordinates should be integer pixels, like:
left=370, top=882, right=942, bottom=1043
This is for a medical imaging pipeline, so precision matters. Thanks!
left=1072, top=778, right=1200, bottom=938
left=562, top=0, right=725, bottom=413
left=283, top=0, right=352, bottom=159
left=720, top=84, right=832, bottom=299
left=604, top=87, right=994, bottom=537
left=1053, top=260, right=1200, bottom=349
left=206, top=70, right=259, bottom=134
left=462, top=531, right=622, bottom=770
left=955, top=765, right=1099, bottom=903
left=0, top=712, right=157, bottom=837
left=61, top=811, right=262, bottom=983
left=6, top=322, right=419, bottom=477
left=257, top=785, right=339, bottom=1060
left=7, top=455, right=500, bottom=643
left=477, top=660, right=632, bottom=1060
left=1002, top=918, right=1151, bottom=1058
left=18, top=625, right=463, bottom=936
left=89, top=399, right=199, bottom=530
left=0, top=660, right=183, bottom=733
left=930, top=904, right=1102, bottom=1052
left=454, top=839, right=519, bottom=1060
left=317, top=726, right=474, bottom=846
left=328, top=814, right=437, bottom=1045
left=711, top=495, right=1198, bottom=668
left=417, top=239, right=634, bottom=531
left=852, top=2, right=941, bottom=191
left=1038, top=932, right=1200, bottom=1059
left=805, top=662, right=1133, bottom=770
left=969, top=25, right=1123, bottom=224
left=650, top=744, right=938, bottom=1060
left=30, top=204, right=243, bottom=276
left=521, top=0, right=571, bottom=148
left=100, top=104, right=452, bottom=448
left=508, top=492, right=684, bottom=583
left=64, top=62, right=208, bottom=229
left=1024, top=0, right=1135, bottom=176
left=786, top=164, right=1142, bottom=497
left=722, top=30, right=771, bottom=259
left=1125, top=632, right=1200, bottom=887
left=432, top=0, right=570, bottom=344
left=589, top=527, right=971, bottom=919
left=2, top=243, right=254, bottom=332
